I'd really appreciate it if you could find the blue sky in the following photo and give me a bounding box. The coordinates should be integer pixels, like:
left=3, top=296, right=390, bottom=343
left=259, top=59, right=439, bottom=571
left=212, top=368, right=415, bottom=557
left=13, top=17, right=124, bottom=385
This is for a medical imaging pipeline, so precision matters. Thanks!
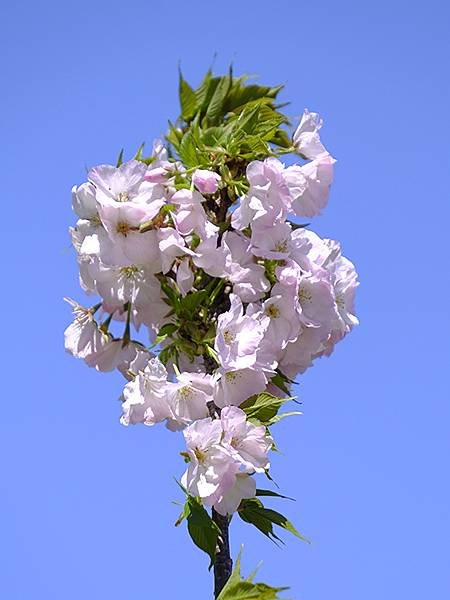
left=2, top=1, right=450, bottom=598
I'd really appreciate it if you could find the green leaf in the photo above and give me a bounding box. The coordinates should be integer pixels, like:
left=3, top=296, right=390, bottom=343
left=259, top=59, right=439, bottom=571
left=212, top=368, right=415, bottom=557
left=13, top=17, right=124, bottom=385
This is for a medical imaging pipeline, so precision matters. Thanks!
left=133, top=142, right=145, bottom=161
left=178, top=129, right=199, bottom=167
left=115, top=148, right=124, bottom=167
left=265, top=411, right=302, bottom=426
left=270, top=129, right=292, bottom=149
left=240, top=392, right=294, bottom=426
left=155, top=322, right=178, bottom=344
left=180, top=289, right=208, bottom=313
left=204, top=344, right=220, bottom=365
left=270, top=373, right=291, bottom=395
left=255, top=489, right=294, bottom=501
left=179, top=71, right=198, bottom=122
left=194, top=68, right=213, bottom=111
left=239, top=498, right=310, bottom=545
left=287, top=220, right=310, bottom=230
left=184, top=496, right=220, bottom=569
left=205, top=72, right=232, bottom=124
left=159, top=279, right=181, bottom=312
left=217, top=548, right=288, bottom=600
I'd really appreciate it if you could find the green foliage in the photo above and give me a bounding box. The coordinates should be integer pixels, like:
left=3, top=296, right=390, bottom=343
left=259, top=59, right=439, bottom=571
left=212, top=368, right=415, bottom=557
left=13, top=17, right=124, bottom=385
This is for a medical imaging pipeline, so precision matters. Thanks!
left=240, top=392, right=298, bottom=426
left=176, top=494, right=221, bottom=570
left=153, top=272, right=226, bottom=365
left=255, top=489, right=294, bottom=501
left=170, top=69, right=293, bottom=176
left=217, top=548, right=288, bottom=600
left=115, top=148, right=124, bottom=167
left=239, top=498, right=310, bottom=545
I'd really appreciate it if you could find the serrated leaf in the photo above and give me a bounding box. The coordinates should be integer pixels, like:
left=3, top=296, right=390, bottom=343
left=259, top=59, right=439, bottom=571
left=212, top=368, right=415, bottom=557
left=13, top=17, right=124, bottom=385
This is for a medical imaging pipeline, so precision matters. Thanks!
left=270, top=129, right=292, bottom=149
left=240, top=392, right=295, bottom=425
left=217, top=548, right=288, bottom=600
left=184, top=496, right=220, bottom=569
left=205, top=73, right=232, bottom=124
left=219, top=581, right=289, bottom=599
left=180, top=289, right=208, bottom=313
left=194, top=68, right=213, bottom=111
left=239, top=498, right=310, bottom=545
left=179, top=71, right=198, bottom=122
left=178, top=129, right=199, bottom=167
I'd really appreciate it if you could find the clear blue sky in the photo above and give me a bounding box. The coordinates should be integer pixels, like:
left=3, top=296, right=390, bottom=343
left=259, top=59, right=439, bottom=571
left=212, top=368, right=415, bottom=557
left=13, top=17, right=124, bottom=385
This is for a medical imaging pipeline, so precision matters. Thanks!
left=2, top=1, right=449, bottom=598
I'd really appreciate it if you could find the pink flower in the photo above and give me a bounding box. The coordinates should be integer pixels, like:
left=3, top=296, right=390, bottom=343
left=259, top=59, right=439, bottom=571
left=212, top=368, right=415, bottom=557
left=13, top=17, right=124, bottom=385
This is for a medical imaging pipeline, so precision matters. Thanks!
left=284, top=155, right=336, bottom=218
left=181, top=418, right=238, bottom=501
left=213, top=473, right=256, bottom=516
left=192, top=169, right=221, bottom=194
left=214, top=368, right=268, bottom=408
left=215, top=294, right=267, bottom=371
left=292, top=109, right=330, bottom=159
left=220, top=406, right=272, bottom=473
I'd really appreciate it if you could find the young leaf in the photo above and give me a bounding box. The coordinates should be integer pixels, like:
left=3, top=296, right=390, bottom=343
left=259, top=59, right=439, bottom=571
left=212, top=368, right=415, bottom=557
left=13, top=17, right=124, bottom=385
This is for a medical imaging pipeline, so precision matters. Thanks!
left=240, top=392, right=295, bottom=425
left=179, top=71, right=198, bottom=122
left=217, top=548, right=288, bottom=600
left=134, top=142, right=145, bottom=161
left=265, top=411, right=302, bottom=426
left=205, top=72, right=232, bottom=124
left=115, top=148, right=124, bottom=167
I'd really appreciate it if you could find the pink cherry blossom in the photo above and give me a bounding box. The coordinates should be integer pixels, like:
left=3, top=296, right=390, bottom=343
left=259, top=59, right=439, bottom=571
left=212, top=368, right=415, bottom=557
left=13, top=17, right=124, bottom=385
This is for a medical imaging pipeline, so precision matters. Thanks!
left=213, top=473, right=256, bottom=516
left=220, top=406, right=272, bottom=473
left=292, top=109, right=330, bottom=159
left=215, top=294, right=267, bottom=371
left=192, top=169, right=221, bottom=194
left=214, top=368, right=268, bottom=408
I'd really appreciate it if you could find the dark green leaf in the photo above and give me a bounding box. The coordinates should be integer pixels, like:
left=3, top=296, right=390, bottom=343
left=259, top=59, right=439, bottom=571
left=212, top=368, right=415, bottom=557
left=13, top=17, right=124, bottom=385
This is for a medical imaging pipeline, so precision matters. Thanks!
left=184, top=496, right=220, bottom=569
left=270, top=373, right=291, bottom=395
left=180, top=289, right=208, bottom=313
left=156, top=322, right=178, bottom=337
left=256, top=489, right=294, bottom=501
left=239, top=498, right=310, bottom=544
left=115, top=148, right=124, bottom=167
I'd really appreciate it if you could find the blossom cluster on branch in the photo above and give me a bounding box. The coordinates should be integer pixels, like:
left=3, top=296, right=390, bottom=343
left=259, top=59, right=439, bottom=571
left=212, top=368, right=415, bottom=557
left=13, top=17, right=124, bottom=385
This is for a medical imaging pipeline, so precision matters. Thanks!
left=64, top=70, right=358, bottom=576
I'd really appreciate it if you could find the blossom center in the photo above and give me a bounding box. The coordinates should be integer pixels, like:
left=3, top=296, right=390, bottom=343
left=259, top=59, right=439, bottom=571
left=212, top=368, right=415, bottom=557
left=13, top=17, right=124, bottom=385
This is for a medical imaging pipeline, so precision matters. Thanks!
left=120, top=265, right=140, bottom=278
left=223, top=329, right=235, bottom=344
left=225, top=371, right=239, bottom=383
left=265, top=304, right=280, bottom=319
left=275, top=240, right=288, bottom=253
left=194, top=447, right=206, bottom=463
left=116, top=221, right=131, bottom=236
left=298, top=288, right=312, bottom=305
left=179, top=385, right=193, bottom=399
left=117, top=191, right=129, bottom=202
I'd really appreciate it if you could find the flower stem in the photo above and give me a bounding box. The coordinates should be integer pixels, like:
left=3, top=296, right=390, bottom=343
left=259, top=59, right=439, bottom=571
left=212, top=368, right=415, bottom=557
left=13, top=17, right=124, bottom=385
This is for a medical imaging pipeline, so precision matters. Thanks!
left=212, top=508, right=232, bottom=598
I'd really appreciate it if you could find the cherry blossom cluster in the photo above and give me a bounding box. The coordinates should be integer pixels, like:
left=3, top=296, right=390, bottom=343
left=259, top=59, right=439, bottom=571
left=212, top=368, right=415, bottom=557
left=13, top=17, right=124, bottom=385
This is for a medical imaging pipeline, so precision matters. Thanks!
left=65, top=108, right=358, bottom=517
